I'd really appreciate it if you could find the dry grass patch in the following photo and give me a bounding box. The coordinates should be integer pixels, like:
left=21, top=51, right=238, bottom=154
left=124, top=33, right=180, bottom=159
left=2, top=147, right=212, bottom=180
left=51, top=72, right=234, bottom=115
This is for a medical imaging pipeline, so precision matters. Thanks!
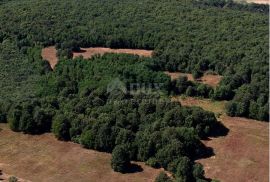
left=165, top=72, right=222, bottom=87
left=246, top=0, right=269, bottom=4
left=175, top=96, right=269, bottom=182
left=41, top=46, right=58, bottom=70
left=73, top=47, right=153, bottom=59
left=0, top=124, right=164, bottom=182
left=41, top=47, right=153, bottom=69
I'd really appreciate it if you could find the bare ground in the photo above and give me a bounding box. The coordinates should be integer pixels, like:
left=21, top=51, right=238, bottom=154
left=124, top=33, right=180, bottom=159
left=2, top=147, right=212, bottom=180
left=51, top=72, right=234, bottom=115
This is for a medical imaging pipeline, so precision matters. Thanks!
left=41, top=47, right=153, bottom=69
left=0, top=124, right=164, bottom=182
left=165, top=72, right=222, bottom=87
left=73, top=47, right=153, bottom=59
left=175, top=96, right=269, bottom=182
left=41, top=46, right=58, bottom=70
left=246, top=0, right=269, bottom=4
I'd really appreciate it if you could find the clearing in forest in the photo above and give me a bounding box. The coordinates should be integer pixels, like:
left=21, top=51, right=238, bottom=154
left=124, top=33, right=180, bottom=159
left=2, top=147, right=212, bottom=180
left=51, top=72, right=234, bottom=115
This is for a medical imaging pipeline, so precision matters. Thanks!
left=165, top=72, right=222, bottom=87
left=245, top=0, right=269, bottom=4
left=41, top=46, right=58, bottom=69
left=0, top=124, right=163, bottom=182
left=73, top=47, right=153, bottom=59
left=175, top=96, right=269, bottom=182
left=41, top=47, right=153, bottom=69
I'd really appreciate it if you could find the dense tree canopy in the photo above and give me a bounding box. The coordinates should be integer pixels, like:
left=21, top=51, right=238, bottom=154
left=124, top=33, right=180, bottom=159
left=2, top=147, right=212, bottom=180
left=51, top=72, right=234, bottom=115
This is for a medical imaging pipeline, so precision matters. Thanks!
left=0, top=0, right=268, bottom=121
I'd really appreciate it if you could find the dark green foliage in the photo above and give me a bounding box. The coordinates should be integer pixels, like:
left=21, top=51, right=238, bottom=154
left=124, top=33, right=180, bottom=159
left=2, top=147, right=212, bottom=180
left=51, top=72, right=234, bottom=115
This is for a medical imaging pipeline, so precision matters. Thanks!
left=155, top=172, right=172, bottom=182
left=111, top=145, right=131, bottom=173
left=0, top=0, right=267, bottom=122
left=172, top=76, right=213, bottom=98
left=52, top=114, right=71, bottom=141
left=175, top=157, right=192, bottom=182
left=8, top=99, right=52, bottom=134
left=8, top=176, right=18, bottom=182
left=193, top=163, right=205, bottom=180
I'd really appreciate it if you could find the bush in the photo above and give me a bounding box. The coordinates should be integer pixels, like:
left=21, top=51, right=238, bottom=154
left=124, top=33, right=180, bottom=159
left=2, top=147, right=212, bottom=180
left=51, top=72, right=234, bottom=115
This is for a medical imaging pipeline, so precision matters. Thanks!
left=111, top=145, right=131, bottom=173
left=155, top=172, right=172, bottom=182
left=8, top=176, right=18, bottom=182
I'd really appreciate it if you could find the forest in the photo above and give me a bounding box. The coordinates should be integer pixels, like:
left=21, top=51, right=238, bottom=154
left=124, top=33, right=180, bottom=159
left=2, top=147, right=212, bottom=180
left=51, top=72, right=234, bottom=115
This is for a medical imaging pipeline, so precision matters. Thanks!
left=0, top=0, right=268, bottom=181
left=0, top=0, right=268, bottom=121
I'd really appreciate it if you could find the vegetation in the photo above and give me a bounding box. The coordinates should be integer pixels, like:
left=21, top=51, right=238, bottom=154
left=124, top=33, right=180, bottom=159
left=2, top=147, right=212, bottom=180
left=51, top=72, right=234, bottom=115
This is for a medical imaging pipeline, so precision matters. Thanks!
left=1, top=0, right=267, bottom=121
left=155, top=172, right=173, bottom=182
left=0, top=0, right=268, bottom=181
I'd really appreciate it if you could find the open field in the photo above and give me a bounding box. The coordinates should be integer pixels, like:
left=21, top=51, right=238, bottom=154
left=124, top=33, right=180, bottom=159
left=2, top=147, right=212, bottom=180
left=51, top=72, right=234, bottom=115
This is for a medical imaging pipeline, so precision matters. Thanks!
left=245, top=0, right=269, bottom=4
left=41, top=46, right=58, bottom=70
left=0, top=124, right=163, bottom=182
left=73, top=47, right=153, bottom=59
left=175, top=96, right=269, bottom=182
left=165, top=72, right=222, bottom=87
left=41, top=47, right=153, bottom=70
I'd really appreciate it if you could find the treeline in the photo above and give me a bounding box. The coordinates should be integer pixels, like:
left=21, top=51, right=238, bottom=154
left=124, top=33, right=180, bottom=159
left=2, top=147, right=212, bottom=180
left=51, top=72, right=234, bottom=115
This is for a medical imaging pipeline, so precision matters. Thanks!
left=4, top=54, right=221, bottom=181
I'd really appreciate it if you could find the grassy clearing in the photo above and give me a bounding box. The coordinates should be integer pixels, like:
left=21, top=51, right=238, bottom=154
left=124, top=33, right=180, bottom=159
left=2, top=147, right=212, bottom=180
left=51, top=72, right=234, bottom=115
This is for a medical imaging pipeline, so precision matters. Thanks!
left=0, top=124, right=163, bottom=182
left=174, top=96, right=269, bottom=182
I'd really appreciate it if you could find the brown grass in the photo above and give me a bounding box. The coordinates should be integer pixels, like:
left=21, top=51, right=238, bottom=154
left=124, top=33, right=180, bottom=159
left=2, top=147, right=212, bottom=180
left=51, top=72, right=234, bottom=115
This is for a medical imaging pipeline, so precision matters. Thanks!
left=0, top=124, right=164, bottom=182
left=41, top=47, right=153, bottom=69
left=164, top=72, right=194, bottom=81
left=165, top=72, right=222, bottom=87
left=41, top=46, right=58, bottom=70
left=246, top=0, right=269, bottom=4
left=175, top=96, right=269, bottom=182
left=73, top=47, right=153, bottom=59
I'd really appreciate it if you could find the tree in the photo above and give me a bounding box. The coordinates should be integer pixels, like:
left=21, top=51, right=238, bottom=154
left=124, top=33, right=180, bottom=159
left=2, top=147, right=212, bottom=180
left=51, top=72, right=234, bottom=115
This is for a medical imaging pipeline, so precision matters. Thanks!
left=155, top=172, right=172, bottom=182
left=175, top=157, right=192, bottom=182
left=186, top=86, right=196, bottom=97
left=111, top=145, right=131, bottom=173
left=175, top=76, right=189, bottom=94
left=193, top=163, right=205, bottom=180
left=52, top=114, right=71, bottom=141
left=8, top=176, right=18, bottom=182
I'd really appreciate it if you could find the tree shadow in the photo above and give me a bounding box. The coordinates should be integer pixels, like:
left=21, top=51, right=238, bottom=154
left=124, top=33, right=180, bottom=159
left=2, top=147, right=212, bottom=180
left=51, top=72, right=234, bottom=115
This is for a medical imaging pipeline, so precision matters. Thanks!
left=73, top=49, right=86, bottom=53
left=125, top=163, right=143, bottom=173
left=209, top=120, right=229, bottom=138
left=193, top=144, right=215, bottom=160
left=194, top=121, right=229, bottom=160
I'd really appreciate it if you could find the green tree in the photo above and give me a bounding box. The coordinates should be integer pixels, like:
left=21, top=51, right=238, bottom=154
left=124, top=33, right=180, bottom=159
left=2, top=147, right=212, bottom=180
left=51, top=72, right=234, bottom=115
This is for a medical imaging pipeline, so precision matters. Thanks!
left=52, top=114, right=71, bottom=141
left=111, top=145, right=131, bottom=173
left=175, top=156, right=192, bottom=182
left=155, top=172, right=172, bottom=182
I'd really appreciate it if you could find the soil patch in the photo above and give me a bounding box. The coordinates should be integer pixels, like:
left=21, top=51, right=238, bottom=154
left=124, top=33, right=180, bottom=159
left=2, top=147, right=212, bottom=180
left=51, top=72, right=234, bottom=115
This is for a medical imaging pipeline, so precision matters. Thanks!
left=0, top=124, right=164, bottom=182
left=246, top=0, right=269, bottom=4
left=41, top=46, right=58, bottom=70
left=73, top=47, right=153, bottom=59
left=175, top=96, right=269, bottom=182
left=165, top=72, right=222, bottom=87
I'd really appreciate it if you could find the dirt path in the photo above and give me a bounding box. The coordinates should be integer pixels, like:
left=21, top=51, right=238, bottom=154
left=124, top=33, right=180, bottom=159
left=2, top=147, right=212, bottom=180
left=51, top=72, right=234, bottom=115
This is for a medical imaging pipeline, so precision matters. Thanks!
left=0, top=124, right=163, bottom=182
left=165, top=72, right=222, bottom=87
left=176, top=96, right=269, bottom=182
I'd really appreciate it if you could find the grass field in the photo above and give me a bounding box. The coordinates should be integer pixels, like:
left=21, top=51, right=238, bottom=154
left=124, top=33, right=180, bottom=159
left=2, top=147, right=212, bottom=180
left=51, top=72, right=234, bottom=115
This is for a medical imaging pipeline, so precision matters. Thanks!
left=165, top=72, right=222, bottom=87
left=176, top=96, right=269, bottom=182
left=0, top=124, right=164, bottom=182
left=41, top=47, right=153, bottom=70
left=236, top=0, right=270, bottom=4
